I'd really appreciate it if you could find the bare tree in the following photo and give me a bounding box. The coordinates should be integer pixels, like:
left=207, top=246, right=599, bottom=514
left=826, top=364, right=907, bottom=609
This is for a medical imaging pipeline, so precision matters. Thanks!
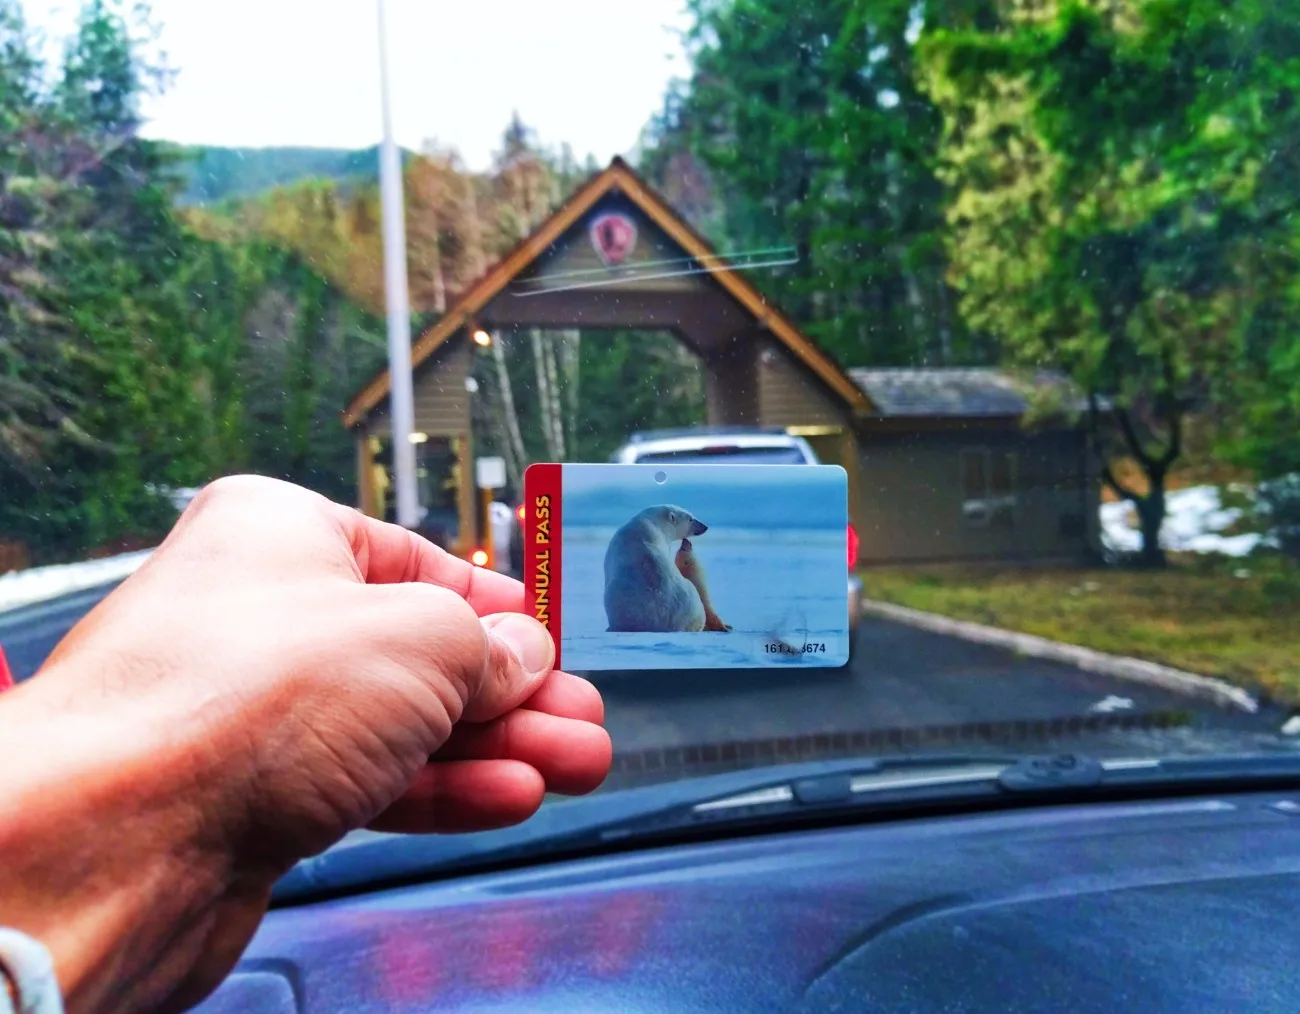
left=545, top=335, right=567, bottom=458
left=531, top=328, right=566, bottom=460
left=491, top=330, right=528, bottom=489
left=558, top=328, right=581, bottom=450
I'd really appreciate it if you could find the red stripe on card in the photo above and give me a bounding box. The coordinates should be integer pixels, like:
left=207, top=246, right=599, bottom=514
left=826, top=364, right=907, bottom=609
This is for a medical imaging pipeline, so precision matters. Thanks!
left=524, top=463, right=562, bottom=669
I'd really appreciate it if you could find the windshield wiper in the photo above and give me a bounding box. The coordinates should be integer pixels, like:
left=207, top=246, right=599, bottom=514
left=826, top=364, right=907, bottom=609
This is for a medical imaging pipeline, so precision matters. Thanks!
left=592, top=752, right=1300, bottom=845
left=273, top=750, right=1300, bottom=905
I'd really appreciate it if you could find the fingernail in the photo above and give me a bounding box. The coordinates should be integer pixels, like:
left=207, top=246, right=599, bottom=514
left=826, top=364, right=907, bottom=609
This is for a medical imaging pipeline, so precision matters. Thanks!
left=488, top=613, right=554, bottom=675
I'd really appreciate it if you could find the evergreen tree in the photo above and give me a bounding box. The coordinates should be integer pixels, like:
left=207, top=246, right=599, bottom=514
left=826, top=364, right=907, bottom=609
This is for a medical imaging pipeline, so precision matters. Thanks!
left=0, top=1, right=68, bottom=480
left=640, top=0, right=984, bottom=367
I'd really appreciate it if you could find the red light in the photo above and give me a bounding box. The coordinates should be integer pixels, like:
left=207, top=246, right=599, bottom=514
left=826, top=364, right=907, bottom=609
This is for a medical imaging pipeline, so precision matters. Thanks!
left=470, top=549, right=489, bottom=567
left=847, top=524, right=860, bottom=569
left=516, top=505, right=525, bottom=523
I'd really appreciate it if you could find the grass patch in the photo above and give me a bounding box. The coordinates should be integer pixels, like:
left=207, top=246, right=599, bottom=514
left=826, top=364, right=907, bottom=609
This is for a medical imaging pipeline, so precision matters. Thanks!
left=862, top=554, right=1300, bottom=705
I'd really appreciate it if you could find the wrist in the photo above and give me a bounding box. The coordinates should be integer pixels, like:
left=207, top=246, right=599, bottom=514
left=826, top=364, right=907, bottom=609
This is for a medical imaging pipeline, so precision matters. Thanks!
left=0, top=683, right=235, bottom=1013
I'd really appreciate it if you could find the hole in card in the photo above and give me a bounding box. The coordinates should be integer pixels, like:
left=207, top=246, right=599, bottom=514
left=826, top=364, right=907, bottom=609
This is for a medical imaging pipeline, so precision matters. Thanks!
left=654, top=471, right=667, bottom=485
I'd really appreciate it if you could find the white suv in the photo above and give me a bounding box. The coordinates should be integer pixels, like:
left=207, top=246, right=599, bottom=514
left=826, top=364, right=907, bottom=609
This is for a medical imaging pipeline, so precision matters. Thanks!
left=611, top=428, right=821, bottom=467
left=611, top=427, right=863, bottom=637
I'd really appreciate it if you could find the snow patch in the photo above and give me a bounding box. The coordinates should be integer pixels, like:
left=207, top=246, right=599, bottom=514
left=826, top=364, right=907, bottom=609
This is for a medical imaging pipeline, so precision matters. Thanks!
left=0, top=549, right=154, bottom=614
left=1101, top=485, right=1264, bottom=559
left=146, top=485, right=200, bottom=512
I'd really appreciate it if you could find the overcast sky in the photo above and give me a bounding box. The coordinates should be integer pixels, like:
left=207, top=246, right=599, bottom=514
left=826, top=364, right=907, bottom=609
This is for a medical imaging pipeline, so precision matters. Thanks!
left=23, top=0, right=692, bottom=170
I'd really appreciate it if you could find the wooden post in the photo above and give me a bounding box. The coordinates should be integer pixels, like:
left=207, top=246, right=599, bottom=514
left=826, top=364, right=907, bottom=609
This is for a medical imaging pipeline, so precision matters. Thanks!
left=843, top=428, right=863, bottom=544
left=705, top=329, right=760, bottom=426
left=455, top=432, right=477, bottom=558
left=356, top=435, right=380, bottom=518
left=479, top=486, right=495, bottom=570
left=785, top=423, right=865, bottom=555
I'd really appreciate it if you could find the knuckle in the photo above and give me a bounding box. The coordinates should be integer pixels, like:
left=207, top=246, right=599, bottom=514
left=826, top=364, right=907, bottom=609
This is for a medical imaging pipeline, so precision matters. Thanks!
left=462, top=625, right=536, bottom=723
left=182, top=476, right=333, bottom=544
left=198, top=473, right=273, bottom=503
left=185, top=475, right=276, bottom=523
left=386, top=584, right=490, bottom=709
left=484, top=635, right=521, bottom=699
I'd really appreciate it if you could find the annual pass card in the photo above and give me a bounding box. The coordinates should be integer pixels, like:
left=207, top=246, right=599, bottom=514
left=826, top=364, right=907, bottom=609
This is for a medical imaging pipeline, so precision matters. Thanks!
left=525, top=463, right=850, bottom=671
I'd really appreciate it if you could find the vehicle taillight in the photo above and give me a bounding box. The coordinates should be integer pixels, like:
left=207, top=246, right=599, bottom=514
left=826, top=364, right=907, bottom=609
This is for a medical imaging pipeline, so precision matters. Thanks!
left=516, top=504, right=525, bottom=523
left=470, top=549, right=489, bottom=567
left=847, top=524, right=859, bottom=570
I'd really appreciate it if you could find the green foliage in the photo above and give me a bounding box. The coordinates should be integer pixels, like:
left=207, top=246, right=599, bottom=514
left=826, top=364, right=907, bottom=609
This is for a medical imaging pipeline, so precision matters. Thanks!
left=642, top=0, right=1300, bottom=564
left=220, top=242, right=385, bottom=503
left=570, top=332, right=706, bottom=461
left=0, top=0, right=183, bottom=559
left=524, top=331, right=703, bottom=464
left=0, top=0, right=385, bottom=562
left=55, top=0, right=143, bottom=136
left=640, top=0, right=993, bottom=368
left=467, top=329, right=705, bottom=480
left=919, top=0, right=1300, bottom=562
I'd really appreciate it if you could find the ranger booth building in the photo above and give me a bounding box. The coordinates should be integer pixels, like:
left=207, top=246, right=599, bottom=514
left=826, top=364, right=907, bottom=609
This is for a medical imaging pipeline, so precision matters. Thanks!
left=343, top=158, right=1099, bottom=568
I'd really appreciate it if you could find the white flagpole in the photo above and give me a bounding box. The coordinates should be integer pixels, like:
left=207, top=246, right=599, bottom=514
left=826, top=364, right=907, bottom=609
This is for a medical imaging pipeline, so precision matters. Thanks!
left=376, top=0, right=420, bottom=528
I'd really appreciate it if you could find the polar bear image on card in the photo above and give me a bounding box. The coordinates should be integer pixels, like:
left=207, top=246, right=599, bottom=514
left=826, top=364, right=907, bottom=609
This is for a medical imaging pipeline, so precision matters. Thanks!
left=524, top=463, right=850, bottom=672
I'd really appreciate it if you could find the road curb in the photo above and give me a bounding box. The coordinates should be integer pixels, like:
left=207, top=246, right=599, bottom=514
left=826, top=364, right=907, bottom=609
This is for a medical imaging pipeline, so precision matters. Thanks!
left=0, top=550, right=151, bottom=616
left=0, top=578, right=128, bottom=621
left=861, top=599, right=1260, bottom=715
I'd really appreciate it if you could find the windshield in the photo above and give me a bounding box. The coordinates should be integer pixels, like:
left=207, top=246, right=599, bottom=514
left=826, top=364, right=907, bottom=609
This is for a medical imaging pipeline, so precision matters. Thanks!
left=2, top=0, right=1298, bottom=878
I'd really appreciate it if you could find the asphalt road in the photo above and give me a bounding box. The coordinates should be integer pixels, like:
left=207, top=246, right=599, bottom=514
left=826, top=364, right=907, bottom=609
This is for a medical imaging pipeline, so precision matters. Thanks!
left=0, top=582, right=126, bottom=680
left=2, top=582, right=1284, bottom=783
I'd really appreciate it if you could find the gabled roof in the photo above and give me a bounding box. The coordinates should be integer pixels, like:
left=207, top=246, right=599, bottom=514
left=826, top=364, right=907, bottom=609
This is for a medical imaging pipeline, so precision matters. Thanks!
left=849, top=368, right=1084, bottom=418
left=342, top=157, right=871, bottom=428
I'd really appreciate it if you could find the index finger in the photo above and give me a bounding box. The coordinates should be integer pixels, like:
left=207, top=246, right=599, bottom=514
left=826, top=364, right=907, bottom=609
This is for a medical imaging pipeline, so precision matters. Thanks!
left=334, top=505, right=525, bottom=616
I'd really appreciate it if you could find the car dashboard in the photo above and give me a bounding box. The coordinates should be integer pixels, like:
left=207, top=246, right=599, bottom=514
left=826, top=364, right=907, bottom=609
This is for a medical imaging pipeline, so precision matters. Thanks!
left=197, top=790, right=1300, bottom=1013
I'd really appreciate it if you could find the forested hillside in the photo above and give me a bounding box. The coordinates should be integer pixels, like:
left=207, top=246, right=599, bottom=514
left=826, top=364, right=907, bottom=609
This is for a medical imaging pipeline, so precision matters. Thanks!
left=176, top=144, right=407, bottom=205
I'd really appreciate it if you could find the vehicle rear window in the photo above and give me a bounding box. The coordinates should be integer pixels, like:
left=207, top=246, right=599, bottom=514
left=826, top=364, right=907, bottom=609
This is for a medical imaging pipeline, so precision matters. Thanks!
left=633, top=447, right=808, bottom=464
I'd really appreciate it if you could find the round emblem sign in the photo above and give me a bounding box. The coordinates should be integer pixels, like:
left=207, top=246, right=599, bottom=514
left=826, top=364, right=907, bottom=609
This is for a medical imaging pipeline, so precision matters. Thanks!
left=589, top=212, right=638, bottom=266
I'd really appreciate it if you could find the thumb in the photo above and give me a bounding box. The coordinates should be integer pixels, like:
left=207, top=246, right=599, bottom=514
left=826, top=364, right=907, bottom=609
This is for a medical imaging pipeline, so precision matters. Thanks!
left=463, top=613, right=556, bottom=723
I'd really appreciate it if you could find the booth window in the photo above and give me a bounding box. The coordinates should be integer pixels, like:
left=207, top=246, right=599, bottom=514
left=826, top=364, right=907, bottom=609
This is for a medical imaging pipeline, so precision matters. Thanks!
left=373, top=437, right=464, bottom=551
left=415, top=438, right=462, bottom=551
left=961, top=448, right=1018, bottom=528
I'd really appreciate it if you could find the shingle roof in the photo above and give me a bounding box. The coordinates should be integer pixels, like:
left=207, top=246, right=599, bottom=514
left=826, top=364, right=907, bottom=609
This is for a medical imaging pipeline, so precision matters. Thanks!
left=848, top=368, right=1081, bottom=419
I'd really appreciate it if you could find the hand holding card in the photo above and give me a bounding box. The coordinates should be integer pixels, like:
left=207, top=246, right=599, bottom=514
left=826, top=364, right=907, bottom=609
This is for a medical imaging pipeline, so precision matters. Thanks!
left=525, top=463, right=850, bottom=671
